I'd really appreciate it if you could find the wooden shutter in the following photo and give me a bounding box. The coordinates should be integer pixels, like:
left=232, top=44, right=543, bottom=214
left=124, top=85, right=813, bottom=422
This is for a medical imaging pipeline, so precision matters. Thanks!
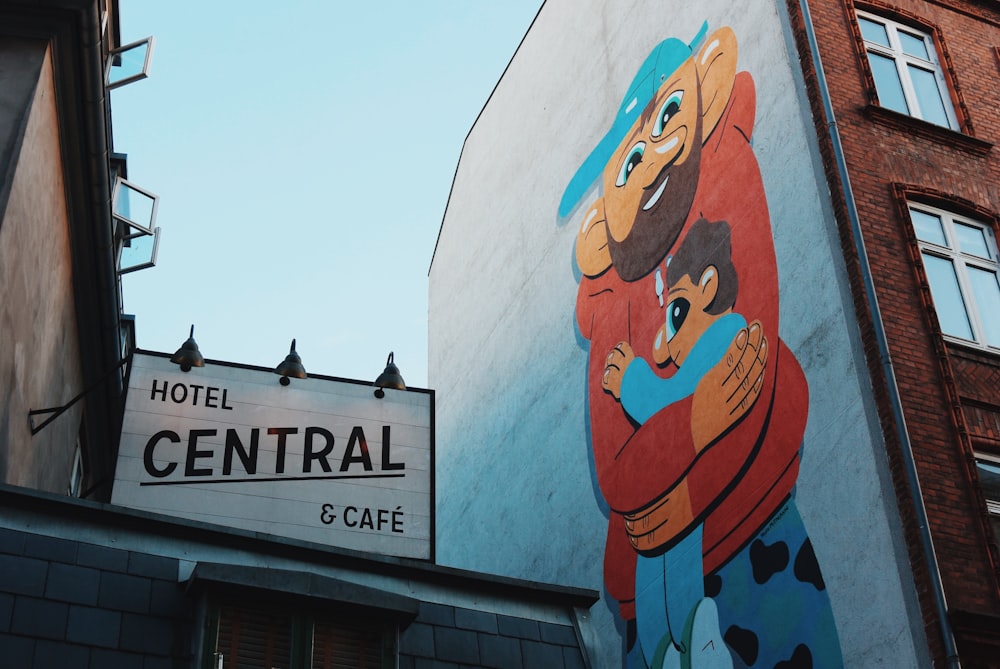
left=311, top=619, right=384, bottom=669
left=217, top=605, right=293, bottom=669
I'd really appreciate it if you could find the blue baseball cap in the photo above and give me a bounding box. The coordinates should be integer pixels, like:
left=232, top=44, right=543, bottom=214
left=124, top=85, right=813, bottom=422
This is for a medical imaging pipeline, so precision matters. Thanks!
left=558, top=22, right=708, bottom=219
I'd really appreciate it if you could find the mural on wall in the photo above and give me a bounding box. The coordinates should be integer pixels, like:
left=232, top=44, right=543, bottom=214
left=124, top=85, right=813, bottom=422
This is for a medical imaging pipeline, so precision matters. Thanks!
left=558, top=23, right=843, bottom=669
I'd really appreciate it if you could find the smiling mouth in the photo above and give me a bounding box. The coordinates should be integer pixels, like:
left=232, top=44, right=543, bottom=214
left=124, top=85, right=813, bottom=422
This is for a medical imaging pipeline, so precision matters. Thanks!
left=642, top=174, right=669, bottom=211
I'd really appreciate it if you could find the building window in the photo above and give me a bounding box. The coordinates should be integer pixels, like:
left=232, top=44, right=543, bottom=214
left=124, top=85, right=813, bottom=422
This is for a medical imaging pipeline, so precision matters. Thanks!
left=206, top=602, right=393, bottom=669
left=111, top=176, right=162, bottom=274
left=856, top=11, right=958, bottom=129
left=975, top=453, right=1000, bottom=541
left=105, top=36, right=155, bottom=90
left=911, top=204, right=1000, bottom=350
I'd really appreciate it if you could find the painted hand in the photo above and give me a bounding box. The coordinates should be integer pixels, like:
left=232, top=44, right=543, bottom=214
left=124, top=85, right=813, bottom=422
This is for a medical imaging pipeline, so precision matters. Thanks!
left=602, top=341, right=635, bottom=399
left=623, top=478, right=694, bottom=553
left=691, top=320, right=767, bottom=451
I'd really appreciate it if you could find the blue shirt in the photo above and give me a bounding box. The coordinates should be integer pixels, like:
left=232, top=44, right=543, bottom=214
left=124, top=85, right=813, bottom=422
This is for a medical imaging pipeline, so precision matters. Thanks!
left=620, top=312, right=747, bottom=425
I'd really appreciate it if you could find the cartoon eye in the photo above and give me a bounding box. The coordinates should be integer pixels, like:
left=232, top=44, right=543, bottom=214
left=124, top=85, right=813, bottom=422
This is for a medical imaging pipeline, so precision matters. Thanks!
left=616, top=141, right=646, bottom=187
left=665, top=297, right=690, bottom=342
left=652, top=91, right=684, bottom=138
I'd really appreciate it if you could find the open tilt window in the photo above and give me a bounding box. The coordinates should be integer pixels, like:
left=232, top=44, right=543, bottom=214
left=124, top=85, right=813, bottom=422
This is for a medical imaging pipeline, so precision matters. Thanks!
left=112, top=176, right=161, bottom=274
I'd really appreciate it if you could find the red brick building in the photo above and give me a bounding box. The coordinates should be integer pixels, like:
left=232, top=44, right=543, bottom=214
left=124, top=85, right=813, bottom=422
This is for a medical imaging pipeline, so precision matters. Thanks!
left=788, top=0, right=1000, bottom=665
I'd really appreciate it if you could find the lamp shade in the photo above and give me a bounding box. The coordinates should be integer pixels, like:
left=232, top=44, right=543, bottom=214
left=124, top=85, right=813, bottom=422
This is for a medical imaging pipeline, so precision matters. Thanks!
left=169, top=325, right=204, bottom=372
left=374, top=352, right=405, bottom=398
left=275, top=339, right=307, bottom=385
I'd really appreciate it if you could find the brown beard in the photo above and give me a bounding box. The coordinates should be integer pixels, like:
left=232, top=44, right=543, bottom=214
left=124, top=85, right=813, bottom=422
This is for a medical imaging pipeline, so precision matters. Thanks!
left=606, top=109, right=704, bottom=283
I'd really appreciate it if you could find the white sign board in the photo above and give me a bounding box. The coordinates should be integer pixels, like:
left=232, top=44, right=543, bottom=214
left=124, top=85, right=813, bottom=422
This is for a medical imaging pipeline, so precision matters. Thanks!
left=112, top=352, right=434, bottom=560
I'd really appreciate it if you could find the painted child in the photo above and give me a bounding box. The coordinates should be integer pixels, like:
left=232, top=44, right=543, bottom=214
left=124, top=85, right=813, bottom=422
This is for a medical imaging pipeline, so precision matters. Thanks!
left=603, top=218, right=742, bottom=667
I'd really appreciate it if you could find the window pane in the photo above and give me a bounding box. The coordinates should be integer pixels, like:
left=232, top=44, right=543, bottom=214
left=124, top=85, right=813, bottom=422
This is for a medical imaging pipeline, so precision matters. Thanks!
left=118, top=227, right=159, bottom=274
left=911, top=209, right=946, bottom=246
left=868, top=52, right=909, bottom=114
left=859, top=17, right=890, bottom=47
left=977, top=460, right=1000, bottom=503
left=967, top=266, right=1000, bottom=347
left=922, top=253, right=973, bottom=340
left=113, top=182, right=156, bottom=232
left=954, top=223, right=992, bottom=260
left=107, top=39, right=153, bottom=89
left=898, top=30, right=930, bottom=60
left=908, top=64, right=949, bottom=127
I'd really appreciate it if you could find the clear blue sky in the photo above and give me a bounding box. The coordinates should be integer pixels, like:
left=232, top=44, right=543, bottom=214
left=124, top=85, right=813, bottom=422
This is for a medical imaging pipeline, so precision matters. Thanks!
left=111, top=2, right=542, bottom=388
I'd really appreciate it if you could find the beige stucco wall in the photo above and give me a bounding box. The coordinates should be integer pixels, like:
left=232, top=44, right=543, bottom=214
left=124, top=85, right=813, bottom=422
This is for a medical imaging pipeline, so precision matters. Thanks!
left=0, top=42, right=83, bottom=493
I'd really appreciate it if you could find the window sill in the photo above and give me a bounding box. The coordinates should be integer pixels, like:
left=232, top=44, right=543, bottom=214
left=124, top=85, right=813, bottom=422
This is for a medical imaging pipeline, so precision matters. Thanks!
left=944, top=337, right=1000, bottom=366
left=863, top=105, right=993, bottom=156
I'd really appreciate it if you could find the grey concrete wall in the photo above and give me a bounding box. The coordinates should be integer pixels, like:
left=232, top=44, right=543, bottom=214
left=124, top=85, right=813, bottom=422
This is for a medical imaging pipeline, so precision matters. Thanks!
left=0, top=42, right=83, bottom=493
left=428, top=0, right=927, bottom=666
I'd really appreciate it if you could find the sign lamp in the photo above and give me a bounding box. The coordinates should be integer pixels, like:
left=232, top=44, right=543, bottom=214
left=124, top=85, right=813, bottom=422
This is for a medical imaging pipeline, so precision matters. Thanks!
left=169, top=324, right=204, bottom=372
left=373, top=352, right=406, bottom=398
left=274, top=339, right=307, bottom=385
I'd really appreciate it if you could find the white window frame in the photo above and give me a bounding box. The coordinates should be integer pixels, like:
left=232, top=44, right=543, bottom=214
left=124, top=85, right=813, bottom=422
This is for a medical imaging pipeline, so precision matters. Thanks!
left=975, top=452, right=1000, bottom=533
left=111, top=176, right=159, bottom=235
left=105, top=36, right=155, bottom=90
left=910, top=203, right=1000, bottom=352
left=118, top=226, right=161, bottom=275
left=111, top=176, right=162, bottom=274
left=856, top=10, right=959, bottom=130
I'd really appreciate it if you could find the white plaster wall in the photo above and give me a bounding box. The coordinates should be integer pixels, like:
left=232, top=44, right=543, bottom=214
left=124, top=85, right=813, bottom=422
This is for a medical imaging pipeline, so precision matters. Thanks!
left=429, top=1, right=927, bottom=666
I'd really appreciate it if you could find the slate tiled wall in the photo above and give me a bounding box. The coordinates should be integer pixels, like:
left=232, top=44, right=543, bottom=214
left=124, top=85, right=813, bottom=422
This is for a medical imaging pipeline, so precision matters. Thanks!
left=399, top=601, right=586, bottom=669
left=0, top=527, right=193, bottom=669
left=0, top=526, right=591, bottom=668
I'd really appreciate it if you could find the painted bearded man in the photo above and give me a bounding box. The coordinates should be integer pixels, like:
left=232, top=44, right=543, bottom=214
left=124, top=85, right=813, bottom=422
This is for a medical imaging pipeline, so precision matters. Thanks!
left=559, top=23, right=842, bottom=669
